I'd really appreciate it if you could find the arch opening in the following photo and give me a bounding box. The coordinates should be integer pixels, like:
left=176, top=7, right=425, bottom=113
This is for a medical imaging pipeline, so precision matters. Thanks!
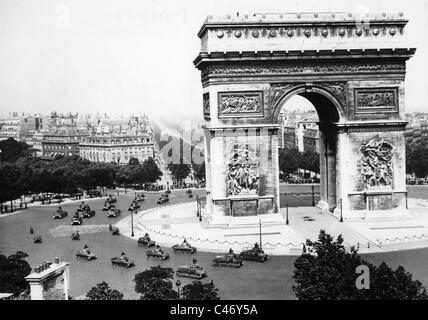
left=276, top=91, right=341, bottom=212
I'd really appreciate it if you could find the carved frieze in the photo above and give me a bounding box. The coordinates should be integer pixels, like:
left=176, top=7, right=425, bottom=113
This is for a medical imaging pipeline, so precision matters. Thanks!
left=269, top=82, right=347, bottom=109
left=218, top=91, right=263, bottom=118
left=322, top=82, right=347, bottom=107
left=201, top=60, right=405, bottom=79
left=355, top=87, right=398, bottom=113
left=270, top=84, right=295, bottom=107
left=360, top=138, right=394, bottom=189
left=203, top=93, right=210, bottom=120
left=226, top=144, right=259, bottom=196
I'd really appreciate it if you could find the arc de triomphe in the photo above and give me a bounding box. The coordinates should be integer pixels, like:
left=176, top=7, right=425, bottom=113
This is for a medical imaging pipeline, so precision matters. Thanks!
left=193, top=12, right=416, bottom=226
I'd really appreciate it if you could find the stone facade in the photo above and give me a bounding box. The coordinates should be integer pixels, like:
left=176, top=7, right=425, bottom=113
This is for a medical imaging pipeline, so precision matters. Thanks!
left=195, top=12, right=416, bottom=223
left=79, top=134, right=154, bottom=164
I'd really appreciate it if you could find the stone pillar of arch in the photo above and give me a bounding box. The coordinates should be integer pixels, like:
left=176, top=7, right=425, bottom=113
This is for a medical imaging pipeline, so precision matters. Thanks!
left=194, top=12, right=416, bottom=225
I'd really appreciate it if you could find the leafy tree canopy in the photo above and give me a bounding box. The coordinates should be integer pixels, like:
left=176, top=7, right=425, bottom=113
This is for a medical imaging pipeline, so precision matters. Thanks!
left=134, top=266, right=178, bottom=300
left=181, top=280, right=220, bottom=300
left=86, top=281, right=124, bottom=300
left=293, top=230, right=428, bottom=300
left=0, top=251, right=32, bottom=295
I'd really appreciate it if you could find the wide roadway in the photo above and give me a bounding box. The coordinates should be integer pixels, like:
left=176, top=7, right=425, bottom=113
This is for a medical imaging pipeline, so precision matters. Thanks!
left=1, top=186, right=428, bottom=299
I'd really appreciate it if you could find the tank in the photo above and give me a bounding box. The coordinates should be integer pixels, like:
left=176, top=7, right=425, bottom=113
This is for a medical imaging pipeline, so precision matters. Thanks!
left=102, top=203, right=115, bottom=211
left=82, top=208, right=96, bottom=218
left=146, top=247, right=169, bottom=260
left=76, top=250, right=97, bottom=261
left=213, top=249, right=244, bottom=268
left=111, top=257, right=135, bottom=268
left=137, top=234, right=156, bottom=247
left=128, top=202, right=140, bottom=211
left=71, top=232, right=80, bottom=240
left=176, top=262, right=207, bottom=279
left=53, top=208, right=68, bottom=219
left=71, top=215, right=83, bottom=225
left=239, top=243, right=269, bottom=262
left=136, top=194, right=145, bottom=202
left=172, top=241, right=197, bottom=254
left=106, top=196, right=117, bottom=203
left=33, top=235, right=43, bottom=244
left=157, top=196, right=169, bottom=204
left=111, top=226, right=120, bottom=235
left=107, top=208, right=121, bottom=218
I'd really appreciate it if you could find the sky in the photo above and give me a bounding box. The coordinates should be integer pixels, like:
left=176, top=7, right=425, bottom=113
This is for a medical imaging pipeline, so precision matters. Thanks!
left=0, top=0, right=427, bottom=119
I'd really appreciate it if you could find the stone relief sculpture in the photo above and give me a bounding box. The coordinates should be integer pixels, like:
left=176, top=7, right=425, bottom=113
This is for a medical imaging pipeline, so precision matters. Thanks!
left=270, top=84, right=294, bottom=107
left=357, top=91, right=395, bottom=107
left=226, top=144, right=260, bottom=196
left=219, top=93, right=262, bottom=114
left=202, top=60, right=405, bottom=79
left=360, top=138, right=394, bottom=188
left=203, top=93, right=210, bottom=119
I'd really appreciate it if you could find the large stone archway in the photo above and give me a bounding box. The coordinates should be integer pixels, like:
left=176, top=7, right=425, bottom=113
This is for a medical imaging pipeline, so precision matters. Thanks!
left=194, top=12, right=416, bottom=225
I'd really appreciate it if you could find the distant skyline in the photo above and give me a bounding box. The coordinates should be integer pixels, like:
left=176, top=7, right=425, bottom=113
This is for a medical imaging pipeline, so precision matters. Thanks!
left=0, top=0, right=427, bottom=119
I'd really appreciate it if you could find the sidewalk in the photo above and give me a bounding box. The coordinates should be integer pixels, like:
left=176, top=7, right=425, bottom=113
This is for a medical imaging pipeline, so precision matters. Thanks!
left=0, top=195, right=108, bottom=218
left=115, top=197, right=428, bottom=256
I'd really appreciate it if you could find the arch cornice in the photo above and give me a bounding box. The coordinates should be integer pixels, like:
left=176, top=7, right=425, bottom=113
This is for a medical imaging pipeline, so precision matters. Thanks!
left=271, top=82, right=347, bottom=123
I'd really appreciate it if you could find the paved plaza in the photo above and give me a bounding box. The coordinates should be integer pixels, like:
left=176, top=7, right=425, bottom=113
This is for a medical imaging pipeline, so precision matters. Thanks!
left=116, top=195, right=428, bottom=255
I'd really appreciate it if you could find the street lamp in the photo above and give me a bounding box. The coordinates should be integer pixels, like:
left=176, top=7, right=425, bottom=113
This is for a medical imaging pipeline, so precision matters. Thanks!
left=131, top=208, right=135, bottom=237
left=284, top=193, right=289, bottom=225
left=339, top=198, right=343, bottom=223
left=286, top=201, right=289, bottom=225
left=176, top=280, right=181, bottom=299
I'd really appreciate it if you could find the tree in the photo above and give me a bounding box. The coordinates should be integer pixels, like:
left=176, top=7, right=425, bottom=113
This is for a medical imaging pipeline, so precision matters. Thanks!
left=0, top=251, right=32, bottom=295
left=128, top=157, right=140, bottom=166
left=0, top=164, right=22, bottom=212
left=134, top=266, right=178, bottom=300
left=293, top=230, right=428, bottom=300
left=86, top=281, right=124, bottom=300
left=406, top=142, right=428, bottom=177
left=300, top=150, right=320, bottom=174
left=279, top=147, right=300, bottom=177
left=181, top=280, right=220, bottom=300
left=168, top=163, right=191, bottom=182
left=0, top=138, right=30, bottom=165
left=140, top=157, right=163, bottom=183
left=192, top=162, right=206, bottom=182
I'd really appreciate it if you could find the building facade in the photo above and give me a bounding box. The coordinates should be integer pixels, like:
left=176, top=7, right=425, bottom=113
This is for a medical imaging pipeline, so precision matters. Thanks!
left=41, top=127, right=90, bottom=160
left=0, top=117, right=37, bottom=141
left=79, top=134, right=154, bottom=164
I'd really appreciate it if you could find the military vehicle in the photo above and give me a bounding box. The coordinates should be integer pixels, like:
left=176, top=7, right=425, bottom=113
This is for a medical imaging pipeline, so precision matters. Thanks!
left=176, top=260, right=207, bottom=279
left=53, top=207, right=68, bottom=219
left=111, top=256, right=134, bottom=268
left=111, top=226, right=120, bottom=235
left=172, top=239, right=196, bottom=254
left=239, top=243, right=269, bottom=262
left=213, top=249, right=244, bottom=268
left=76, top=249, right=97, bottom=261
left=71, top=214, right=83, bottom=225
left=102, top=203, right=115, bottom=211
left=128, top=201, right=140, bottom=211
left=105, top=196, right=117, bottom=203
left=137, top=233, right=156, bottom=247
left=71, top=231, right=80, bottom=240
left=135, top=194, right=145, bottom=202
left=33, top=235, right=43, bottom=244
left=146, top=246, right=169, bottom=260
left=107, top=208, right=121, bottom=218
left=157, top=196, right=169, bottom=204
